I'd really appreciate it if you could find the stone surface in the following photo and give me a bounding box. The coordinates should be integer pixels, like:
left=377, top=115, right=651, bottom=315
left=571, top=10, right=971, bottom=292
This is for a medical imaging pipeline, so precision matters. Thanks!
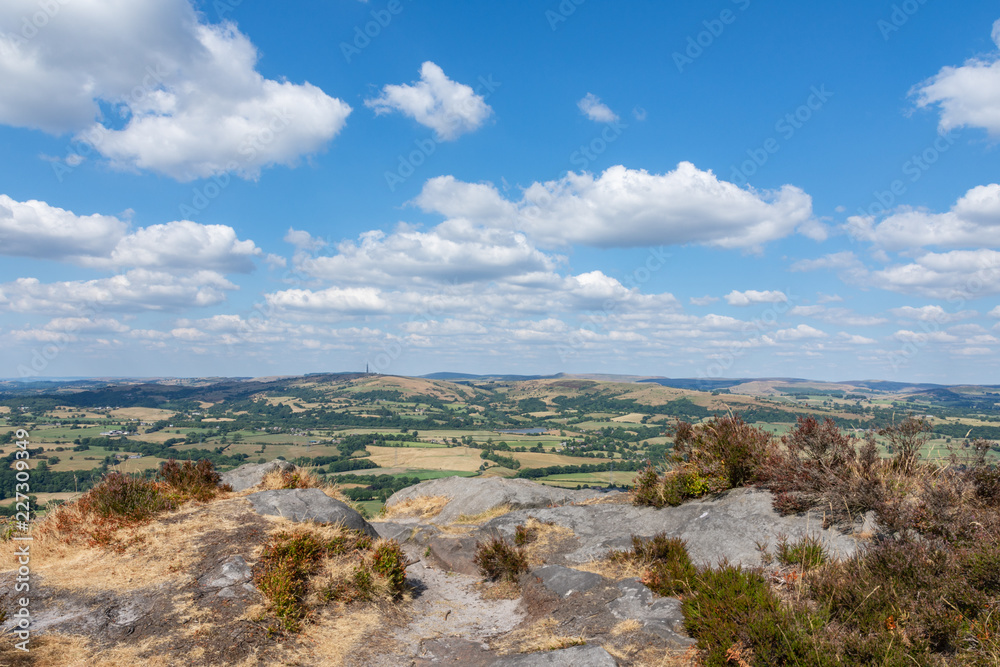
left=197, top=555, right=258, bottom=598
left=220, top=459, right=296, bottom=492
left=484, top=487, right=862, bottom=567
left=246, top=488, right=378, bottom=537
left=488, top=645, right=618, bottom=666
left=609, top=580, right=694, bottom=646
left=384, top=476, right=608, bottom=525
left=531, top=565, right=605, bottom=598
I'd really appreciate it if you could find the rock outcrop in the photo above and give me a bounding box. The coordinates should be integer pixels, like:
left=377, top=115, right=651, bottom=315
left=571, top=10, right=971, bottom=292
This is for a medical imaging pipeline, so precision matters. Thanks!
left=384, top=476, right=607, bottom=524
left=220, top=459, right=296, bottom=492
left=247, top=488, right=378, bottom=537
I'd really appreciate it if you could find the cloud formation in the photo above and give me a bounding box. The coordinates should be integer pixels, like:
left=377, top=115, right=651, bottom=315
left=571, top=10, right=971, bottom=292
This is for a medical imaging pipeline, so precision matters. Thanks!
left=365, top=61, right=493, bottom=140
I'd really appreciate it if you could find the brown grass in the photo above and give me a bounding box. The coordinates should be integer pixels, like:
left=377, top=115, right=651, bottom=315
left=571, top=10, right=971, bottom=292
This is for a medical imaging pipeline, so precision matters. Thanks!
left=0, top=634, right=180, bottom=667
left=276, top=606, right=385, bottom=666
left=574, top=555, right=648, bottom=582
left=479, top=579, right=522, bottom=600
left=518, top=517, right=574, bottom=566
left=380, top=495, right=450, bottom=521
left=13, top=495, right=254, bottom=593
left=493, top=617, right=586, bottom=655
left=452, top=504, right=514, bottom=525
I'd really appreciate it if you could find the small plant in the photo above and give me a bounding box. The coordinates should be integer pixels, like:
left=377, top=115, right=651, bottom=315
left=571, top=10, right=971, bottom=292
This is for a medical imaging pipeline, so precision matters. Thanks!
left=608, top=533, right=696, bottom=597
left=474, top=535, right=528, bottom=583
left=513, top=522, right=537, bottom=546
left=158, top=458, right=230, bottom=501
left=254, top=527, right=408, bottom=633
left=774, top=534, right=828, bottom=571
left=77, top=472, right=174, bottom=522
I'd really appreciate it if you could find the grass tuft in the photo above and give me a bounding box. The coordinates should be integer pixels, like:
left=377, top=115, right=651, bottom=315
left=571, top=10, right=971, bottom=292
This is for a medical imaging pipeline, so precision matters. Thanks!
left=474, top=534, right=528, bottom=583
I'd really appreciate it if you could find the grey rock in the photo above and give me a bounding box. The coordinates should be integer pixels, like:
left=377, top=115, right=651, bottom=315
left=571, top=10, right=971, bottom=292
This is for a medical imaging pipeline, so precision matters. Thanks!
left=221, top=459, right=296, bottom=492
left=532, top=565, right=605, bottom=598
left=426, top=535, right=481, bottom=575
left=198, top=555, right=258, bottom=598
left=372, top=521, right=441, bottom=545
left=489, top=645, right=617, bottom=666
left=484, top=487, right=862, bottom=567
left=609, top=580, right=694, bottom=646
left=384, top=476, right=609, bottom=525
left=198, top=555, right=252, bottom=590
left=246, top=488, right=378, bottom=537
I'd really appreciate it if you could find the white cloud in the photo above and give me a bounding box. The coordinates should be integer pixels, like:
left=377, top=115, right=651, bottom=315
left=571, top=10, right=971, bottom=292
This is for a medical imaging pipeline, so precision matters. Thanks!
left=577, top=93, right=618, bottom=123
left=871, top=249, right=1000, bottom=299
left=890, top=305, right=978, bottom=323
left=837, top=332, right=877, bottom=345
left=417, top=162, right=814, bottom=250
left=817, top=293, right=843, bottom=303
left=365, top=61, right=493, bottom=141
left=0, top=0, right=350, bottom=180
left=724, top=290, right=787, bottom=306
left=990, top=306, right=1000, bottom=317
left=0, top=194, right=127, bottom=262
left=911, top=19, right=1000, bottom=136
left=775, top=324, right=827, bottom=341
left=0, top=270, right=237, bottom=314
left=791, top=251, right=866, bottom=273
left=690, top=295, right=720, bottom=306
left=104, top=221, right=262, bottom=272
left=295, top=225, right=558, bottom=286
left=846, top=184, right=1000, bottom=250
left=0, top=195, right=263, bottom=273
left=285, top=228, right=327, bottom=252
left=892, top=329, right=959, bottom=344
left=790, top=305, right=887, bottom=326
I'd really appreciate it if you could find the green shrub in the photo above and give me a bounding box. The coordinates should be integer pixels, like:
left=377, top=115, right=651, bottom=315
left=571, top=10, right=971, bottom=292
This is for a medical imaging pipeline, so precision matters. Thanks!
left=254, top=528, right=407, bottom=633
left=77, top=472, right=174, bottom=522
left=158, top=458, right=230, bottom=501
left=609, top=533, right=696, bottom=597
left=774, top=534, right=828, bottom=570
left=682, top=564, right=833, bottom=666
left=474, top=535, right=528, bottom=582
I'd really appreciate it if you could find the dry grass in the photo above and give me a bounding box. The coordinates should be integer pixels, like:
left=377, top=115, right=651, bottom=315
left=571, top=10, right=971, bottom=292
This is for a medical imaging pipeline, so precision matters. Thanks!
left=276, top=606, right=385, bottom=666
left=479, top=579, right=522, bottom=600
left=611, top=619, right=644, bottom=636
left=493, top=617, right=586, bottom=655
left=0, top=634, right=180, bottom=667
left=574, top=555, right=648, bottom=582
left=380, top=495, right=450, bottom=521
left=13, top=495, right=254, bottom=593
left=518, top=517, right=574, bottom=566
left=452, top=504, right=514, bottom=525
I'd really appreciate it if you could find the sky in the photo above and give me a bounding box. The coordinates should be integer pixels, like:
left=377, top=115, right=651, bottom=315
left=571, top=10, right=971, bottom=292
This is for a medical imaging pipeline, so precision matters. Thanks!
left=1, top=0, right=999, bottom=383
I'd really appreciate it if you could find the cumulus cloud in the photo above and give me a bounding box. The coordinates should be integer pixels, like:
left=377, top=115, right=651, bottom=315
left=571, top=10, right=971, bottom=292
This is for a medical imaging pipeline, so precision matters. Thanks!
left=890, top=305, right=978, bottom=323
left=0, top=195, right=262, bottom=272
left=365, top=61, right=493, bottom=141
left=284, top=228, right=327, bottom=252
left=295, top=225, right=558, bottom=286
left=0, top=0, right=351, bottom=180
left=416, top=162, right=815, bottom=250
left=846, top=184, right=1000, bottom=250
left=871, top=249, right=1000, bottom=299
left=690, top=295, right=720, bottom=306
left=837, top=332, right=877, bottom=345
left=911, top=19, right=1000, bottom=137
left=790, top=305, right=887, bottom=326
left=775, top=324, right=827, bottom=341
left=577, top=93, right=618, bottom=122
left=0, top=269, right=237, bottom=314
left=724, top=290, right=787, bottom=306
left=0, top=195, right=127, bottom=262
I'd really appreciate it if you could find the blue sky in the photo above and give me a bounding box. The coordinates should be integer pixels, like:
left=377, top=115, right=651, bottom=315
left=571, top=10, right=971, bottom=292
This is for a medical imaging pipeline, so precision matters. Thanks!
left=1, top=0, right=999, bottom=383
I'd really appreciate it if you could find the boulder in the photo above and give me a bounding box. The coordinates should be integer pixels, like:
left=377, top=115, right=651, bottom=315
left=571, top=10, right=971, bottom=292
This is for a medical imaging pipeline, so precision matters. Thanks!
left=532, top=565, right=605, bottom=598
left=484, top=487, right=862, bottom=567
left=197, top=555, right=257, bottom=599
left=488, top=645, right=617, bottom=666
left=384, top=476, right=608, bottom=525
left=609, top=580, right=694, bottom=646
left=246, top=488, right=378, bottom=537
left=221, top=459, right=296, bottom=492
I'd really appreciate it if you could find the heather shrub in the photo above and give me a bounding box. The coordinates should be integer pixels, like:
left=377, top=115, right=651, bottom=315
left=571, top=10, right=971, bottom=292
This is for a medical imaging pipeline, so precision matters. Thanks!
left=254, top=527, right=407, bottom=633
left=77, top=472, right=174, bottom=522
left=158, top=458, right=230, bottom=501
left=474, top=535, right=528, bottom=583
left=608, top=533, right=696, bottom=597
